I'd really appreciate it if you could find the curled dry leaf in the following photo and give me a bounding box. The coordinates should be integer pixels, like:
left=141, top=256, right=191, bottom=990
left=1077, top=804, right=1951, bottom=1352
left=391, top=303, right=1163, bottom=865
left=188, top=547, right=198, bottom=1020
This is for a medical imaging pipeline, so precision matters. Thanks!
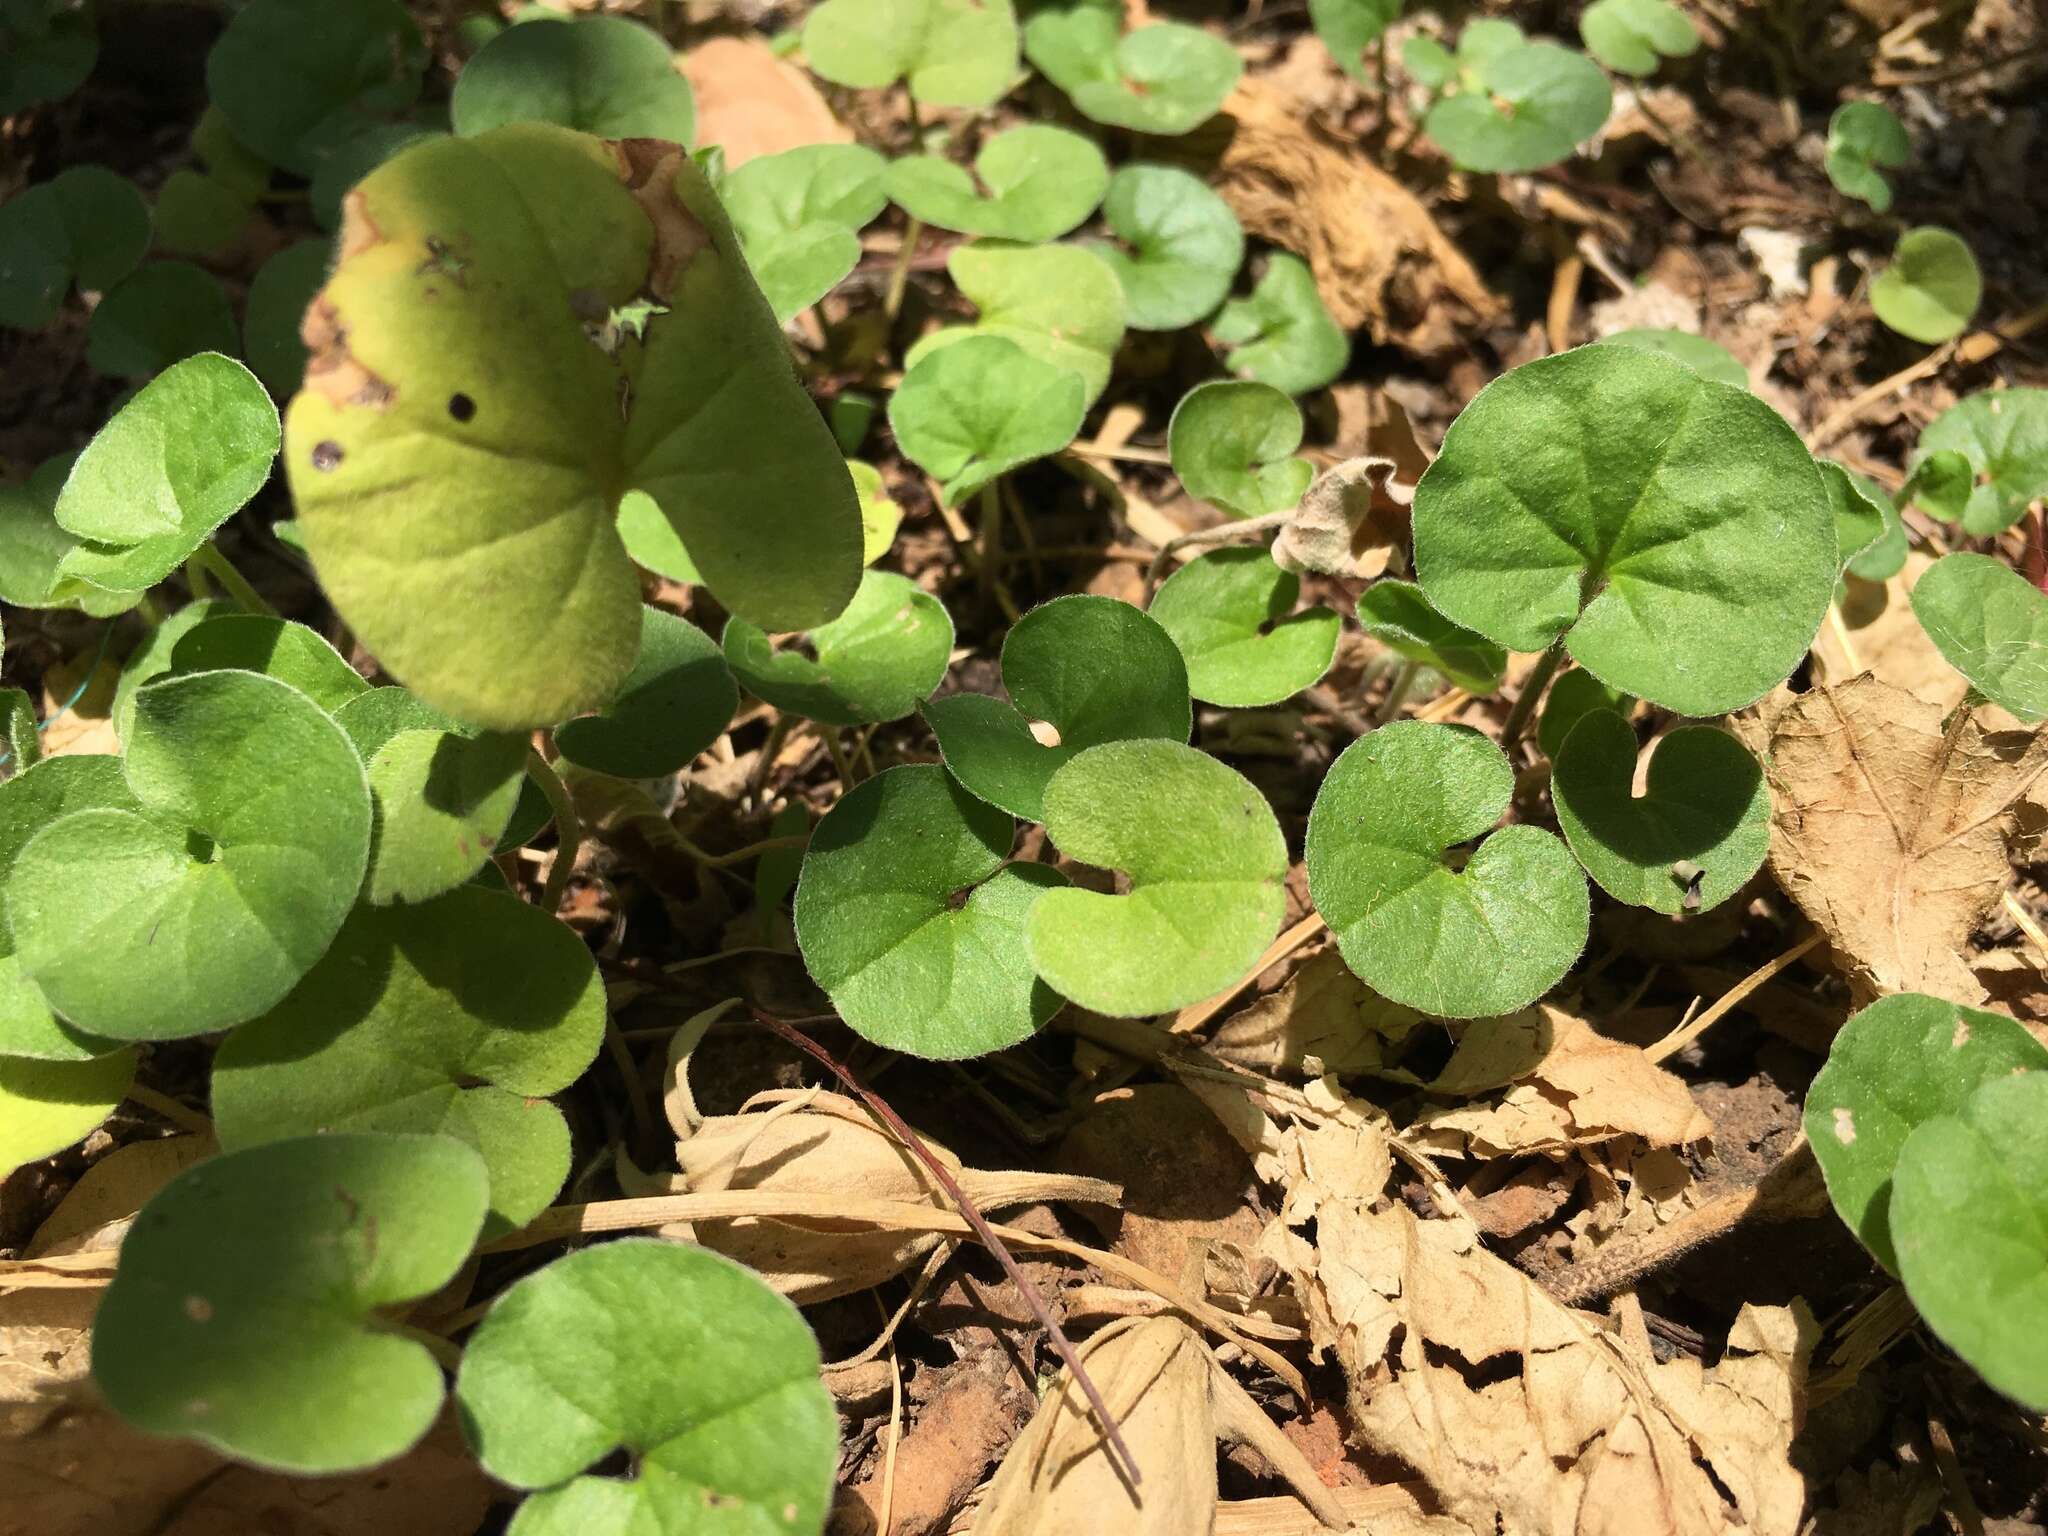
left=1270, top=1200, right=1816, bottom=1536
left=973, top=1314, right=1351, bottom=1536
left=1212, top=80, right=1500, bottom=352
left=1410, top=1006, right=1713, bottom=1157
left=1749, top=675, right=2048, bottom=1002
left=662, top=1086, right=1118, bottom=1302
left=1205, top=949, right=1424, bottom=1077
left=1269, top=456, right=1415, bottom=583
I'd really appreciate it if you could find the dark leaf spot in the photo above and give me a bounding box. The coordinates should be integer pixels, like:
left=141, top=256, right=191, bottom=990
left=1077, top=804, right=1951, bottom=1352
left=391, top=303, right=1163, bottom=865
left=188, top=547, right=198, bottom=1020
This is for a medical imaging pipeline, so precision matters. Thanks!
left=312, top=441, right=345, bottom=471
left=448, top=393, right=477, bottom=423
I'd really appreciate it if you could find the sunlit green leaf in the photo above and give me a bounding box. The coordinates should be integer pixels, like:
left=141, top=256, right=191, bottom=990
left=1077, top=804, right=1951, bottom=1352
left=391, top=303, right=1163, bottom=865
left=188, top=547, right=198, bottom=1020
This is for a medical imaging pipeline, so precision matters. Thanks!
left=887, top=124, right=1107, bottom=243
left=1579, top=0, right=1697, bottom=76
left=1168, top=380, right=1312, bottom=519
left=1826, top=100, right=1909, bottom=213
left=1871, top=226, right=1980, bottom=345
left=556, top=605, right=737, bottom=778
left=1907, top=388, right=2048, bottom=536
left=1213, top=253, right=1347, bottom=396
left=1149, top=548, right=1339, bottom=707
left=1424, top=36, right=1611, bottom=173
left=890, top=334, right=1086, bottom=506
left=0, top=1049, right=136, bottom=1177
left=1592, top=327, right=1746, bottom=389
left=723, top=144, right=888, bottom=323
left=907, top=241, right=1126, bottom=405
left=802, top=0, right=1019, bottom=108
left=1024, top=1, right=1241, bottom=136
left=1354, top=579, right=1507, bottom=694
left=1091, top=163, right=1243, bottom=331
left=1909, top=552, right=2048, bottom=723
left=723, top=569, right=952, bottom=726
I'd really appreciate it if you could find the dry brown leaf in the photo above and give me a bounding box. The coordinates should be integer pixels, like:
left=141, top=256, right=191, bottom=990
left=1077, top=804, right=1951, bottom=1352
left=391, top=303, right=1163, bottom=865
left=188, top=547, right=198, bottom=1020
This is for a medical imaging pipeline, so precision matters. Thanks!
left=1212, top=79, right=1500, bottom=351
left=25, top=1135, right=214, bottom=1258
left=1207, top=949, right=1423, bottom=1076
left=1754, top=676, right=2048, bottom=1002
left=663, top=1088, right=1118, bottom=1302
left=1270, top=457, right=1413, bottom=583
left=37, top=653, right=119, bottom=758
left=1411, top=1007, right=1712, bottom=1157
left=973, top=1315, right=1350, bottom=1536
left=1272, top=1200, right=1815, bottom=1536
left=0, top=1409, right=491, bottom=1536
left=679, top=37, right=851, bottom=167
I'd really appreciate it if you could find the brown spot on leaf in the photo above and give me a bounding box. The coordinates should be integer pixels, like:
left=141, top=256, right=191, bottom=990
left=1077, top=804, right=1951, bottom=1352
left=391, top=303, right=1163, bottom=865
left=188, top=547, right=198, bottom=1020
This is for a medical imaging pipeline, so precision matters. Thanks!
left=613, top=138, right=710, bottom=300
left=301, top=296, right=396, bottom=410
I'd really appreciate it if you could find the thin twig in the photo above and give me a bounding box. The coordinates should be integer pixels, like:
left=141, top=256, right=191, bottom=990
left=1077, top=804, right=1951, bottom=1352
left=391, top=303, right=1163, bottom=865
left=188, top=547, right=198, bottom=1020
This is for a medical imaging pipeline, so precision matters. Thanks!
left=749, top=1008, right=1144, bottom=1488
left=1644, top=930, right=1823, bottom=1064
left=1143, top=511, right=1292, bottom=597
left=126, top=1083, right=214, bottom=1138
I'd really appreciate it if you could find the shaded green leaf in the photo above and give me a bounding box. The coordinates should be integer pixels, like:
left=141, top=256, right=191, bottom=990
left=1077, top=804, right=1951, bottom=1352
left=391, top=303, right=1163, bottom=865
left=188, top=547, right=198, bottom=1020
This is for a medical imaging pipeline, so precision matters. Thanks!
left=1411, top=345, right=1835, bottom=716
left=1579, top=0, right=1697, bottom=76
left=0, top=0, right=95, bottom=116
left=1310, top=0, right=1403, bottom=83
left=723, top=569, right=952, bottom=727
left=1091, top=163, right=1243, bottom=331
left=556, top=605, right=737, bottom=778
left=0, top=165, right=150, bottom=330
left=1820, top=459, right=1892, bottom=571
left=1306, top=720, right=1589, bottom=1017
left=1424, top=38, right=1611, bottom=173
left=724, top=144, right=888, bottom=323
left=923, top=593, right=1189, bottom=821
left=0, top=1049, right=136, bottom=1176
left=1213, top=253, right=1347, bottom=396
left=1805, top=992, right=2048, bottom=1274
left=1826, top=101, right=1909, bottom=212
left=243, top=239, right=331, bottom=397
left=1552, top=712, right=1768, bottom=913
left=890, top=334, right=1086, bottom=506
left=887, top=124, right=1107, bottom=242
left=1892, top=1072, right=2048, bottom=1412
left=1909, top=552, right=2048, bottom=723
left=206, top=0, right=429, bottom=175
left=1025, top=3, right=1241, bottom=136
left=86, top=262, right=239, bottom=378
left=1354, top=579, right=1507, bottom=694
left=212, top=887, right=604, bottom=1235
left=802, top=0, right=1019, bottom=108
left=455, top=1238, right=837, bottom=1535
left=1169, top=380, right=1312, bottom=519
left=907, top=240, right=1126, bottom=405
left=1593, top=327, right=1746, bottom=389
left=0, top=454, right=142, bottom=616
left=1871, top=226, right=1981, bottom=345
left=1150, top=548, right=1339, bottom=707
left=1535, top=666, right=1632, bottom=760
left=364, top=728, right=528, bottom=903
left=1907, top=388, right=2048, bottom=537
left=453, top=15, right=694, bottom=143
left=165, top=614, right=368, bottom=713
left=1028, top=739, right=1285, bottom=1017
left=153, top=169, right=252, bottom=258
left=795, top=764, right=1067, bottom=1058
left=93, top=1132, right=489, bottom=1472
left=9, top=670, right=372, bottom=1040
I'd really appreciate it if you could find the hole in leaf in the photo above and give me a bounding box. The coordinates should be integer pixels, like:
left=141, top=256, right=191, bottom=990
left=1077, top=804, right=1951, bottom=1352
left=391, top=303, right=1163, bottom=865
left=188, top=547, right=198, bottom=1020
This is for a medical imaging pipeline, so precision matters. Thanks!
left=447, top=393, right=477, bottom=423
left=311, top=440, right=344, bottom=471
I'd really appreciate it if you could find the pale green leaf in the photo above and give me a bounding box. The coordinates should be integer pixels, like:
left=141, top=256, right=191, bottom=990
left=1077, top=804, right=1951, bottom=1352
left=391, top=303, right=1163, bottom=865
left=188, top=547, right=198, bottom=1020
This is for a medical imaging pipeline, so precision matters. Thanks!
left=1424, top=39, right=1611, bottom=172
left=723, top=569, right=952, bottom=726
left=1908, top=389, right=2048, bottom=536
left=907, top=241, right=1126, bottom=405
left=1871, top=226, right=1981, bottom=345
left=723, top=144, right=888, bottom=323
left=801, top=0, right=1018, bottom=108
left=1149, top=548, right=1339, bottom=707
left=1024, top=3, right=1242, bottom=136
left=889, top=334, right=1086, bottom=506
left=453, top=15, right=694, bottom=142
left=1212, top=253, right=1347, bottom=396
left=1909, top=552, right=2048, bottom=723
left=0, top=1049, right=136, bottom=1176
left=1169, top=380, right=1312, bottom=519
left=1593, top=327, right=1747, bottom=389
left=886, top=124, right=1107, bottom=243
left=1579, top=0, right=1698, bottom=76
left=1826, top=101, right=1909, bottom=212
left=1091, top=163, right=1243, bottom=331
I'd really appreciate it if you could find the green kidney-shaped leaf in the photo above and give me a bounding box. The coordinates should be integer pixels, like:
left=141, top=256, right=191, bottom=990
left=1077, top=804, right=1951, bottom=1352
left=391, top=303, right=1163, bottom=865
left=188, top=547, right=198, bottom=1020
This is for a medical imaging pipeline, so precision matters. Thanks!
left=1412, top=345, right=1835, bottom=716
left=802, top=0, right=1018, bottom=108
left=1871, top=226, right=1981, bottom=346
left=1149, top=548, right=1339, bottom=708
left=887, top=124, right=1108, bottom=243
left=243, top=238, right=332, bottom=397
left=1306, top=721, right=1589, bottom=1018
left=94, top=1132, right=488, bottom=1473
left=1892, top=1071, right=2048, bottom=1412
left=165, top=614, right=369, bottom=713
left=1551, top=713, right=1768, bottom=913
left=723, top=144, right=888, bottom=324
left=0, top=1, right=96, bottom=117
left=1908, top=388, right=2048, bottom=537
left=1826, top=100, right=1909, bottom=212
left=287, top=126, right=860, bottom=730
left=1593, top=327, right=1747, bottom=390
left=1804, top=991, right=2048, bottom=1275
left=453, top=16, right=694, bottom=143
left=206, top=0, right=429, bottom=175
left=723, top=569, right=952, bottom=727
left=1025, top=3, right=1242, bottom=136
left=85, top=261, right=239, bottom=380
left=908, top=241, right=1126, bottom=406
left=795, top=764, right=1067, bottom=1059
left=1425, top=39, right=1611, bottom=172
left=52, top=352, right=280, bottom=596
left=212, top=887, right=604, bottom=1235
left=1028, top=739, right=1285, bottom=1017
left=923, top=594, right=1190, bottom=821
left=889, top=334, right=1087, bottom=506
left=0, top=164, right=151, bottom=330
left=0, top=1048, right=136, bottom=1175
left=365, top=728, right=528, bottom=903
left=1536, top=666, right=1633, bottom=760
left=1579, top=0, right=1697, bottom=75
left=1169, top=381, right=1312, bottom=520
left=556, top=605, right=737, bottom=778
left=1355, top=579, right=1508, bottom=695
left=0, top=454, right=138, bottom=617
left=8, top=670, right=372, bottom=1040
left=1310, top=0, right=1402, bottom=82
left=1092, top=163, right=1244, bottom=332
left=456, top=1238, right=837, bottom=1535
left=1820, top=459, right=1891, bottom=570
left=1213, top=253, right=1348, bottom=397
left=1909, top=552, right=2048, bottom=723
left=153, top=168, right=253, bottom=259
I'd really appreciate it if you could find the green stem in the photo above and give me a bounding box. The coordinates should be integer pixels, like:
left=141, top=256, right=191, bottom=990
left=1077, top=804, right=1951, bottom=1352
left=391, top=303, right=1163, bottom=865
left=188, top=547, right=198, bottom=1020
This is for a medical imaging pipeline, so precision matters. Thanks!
left=825, top=728, right=856, bottom=790
left=388, top=1322, right=464, bottom=1374
left=1373, top=659, right=1420, bottom=725
left=136, top=591, right=167, bottom=627
left=1498, top=641, right=1566, bottom=754
left=977, top=481, right=1005, bottom=609
left=189, top=543, right=279, bottom=618
left=526, top=748, right=581, bottom=915
left=884, top=217, right=923, bottom=324
left=673, top=831, right=810, bottom=869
